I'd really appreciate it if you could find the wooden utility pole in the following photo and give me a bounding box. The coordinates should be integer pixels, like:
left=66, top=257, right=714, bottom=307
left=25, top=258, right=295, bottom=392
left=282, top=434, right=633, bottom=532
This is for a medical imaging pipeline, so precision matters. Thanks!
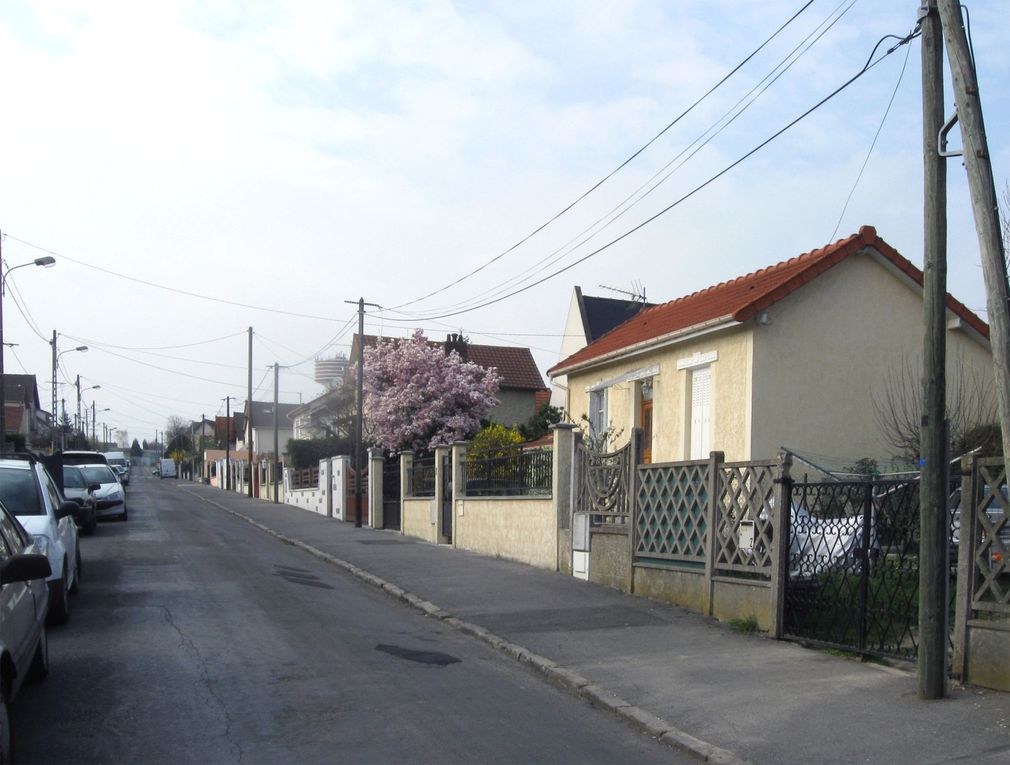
left=918, top=0, right=948, bottom=700
left=247, top=326, right=253, bottom=498
left=936, top=0, right=1010, bottom=462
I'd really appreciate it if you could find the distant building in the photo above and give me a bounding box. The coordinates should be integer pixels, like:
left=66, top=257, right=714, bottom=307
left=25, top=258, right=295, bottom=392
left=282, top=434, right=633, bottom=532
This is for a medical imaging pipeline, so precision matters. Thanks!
left=314, top=354, right=349, bottom=391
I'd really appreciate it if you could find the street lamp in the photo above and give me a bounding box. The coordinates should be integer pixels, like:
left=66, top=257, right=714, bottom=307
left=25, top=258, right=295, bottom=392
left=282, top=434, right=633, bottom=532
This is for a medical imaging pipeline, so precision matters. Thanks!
left=76, top=379, right=99, bottom=434
left=0, top=251, right=55, bottom=451
left=92, top=406, right=109, bottom=445
left=51, top=341, right=87, bottom=451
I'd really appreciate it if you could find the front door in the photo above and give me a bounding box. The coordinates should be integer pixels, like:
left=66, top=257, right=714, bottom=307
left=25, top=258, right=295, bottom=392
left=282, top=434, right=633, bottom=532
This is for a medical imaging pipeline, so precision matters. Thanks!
left=640, top=398, right=653, bottom=464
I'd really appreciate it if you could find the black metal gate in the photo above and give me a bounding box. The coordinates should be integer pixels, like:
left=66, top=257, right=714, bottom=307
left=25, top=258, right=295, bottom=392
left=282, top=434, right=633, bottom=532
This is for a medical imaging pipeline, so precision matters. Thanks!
left=382, top=459, right=401, bottom=530
left=441, top=454, right=453, bottom=543
left=783, top=478, right=925, bottom=661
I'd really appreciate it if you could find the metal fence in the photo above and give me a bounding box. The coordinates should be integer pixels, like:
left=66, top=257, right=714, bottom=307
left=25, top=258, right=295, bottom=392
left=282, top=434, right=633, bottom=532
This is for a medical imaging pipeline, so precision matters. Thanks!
left=462, top=450, right=552, bottom=497
left=409, top=456, right=436, bottom=497
left=783, top=478, right=924, bottom=661
left=576, top=440, right=633, bottom=526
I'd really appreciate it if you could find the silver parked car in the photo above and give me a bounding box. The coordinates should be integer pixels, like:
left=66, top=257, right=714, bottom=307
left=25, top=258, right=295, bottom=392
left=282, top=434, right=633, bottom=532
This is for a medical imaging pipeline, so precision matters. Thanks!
left=0, top=455, right=80, bottom=625
left=0, top=500, right=51, bottom=761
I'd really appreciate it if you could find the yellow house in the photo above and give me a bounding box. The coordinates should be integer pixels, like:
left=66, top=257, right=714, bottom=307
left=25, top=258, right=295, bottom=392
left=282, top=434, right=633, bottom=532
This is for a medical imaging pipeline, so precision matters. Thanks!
left=548, top=227, right=992, bottom=464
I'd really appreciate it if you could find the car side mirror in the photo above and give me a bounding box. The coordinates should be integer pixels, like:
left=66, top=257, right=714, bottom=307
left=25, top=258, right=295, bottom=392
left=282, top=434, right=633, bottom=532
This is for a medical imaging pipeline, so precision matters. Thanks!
left=88, top=483, right=101, bottom=493
left=56, top=501, right=79, bottom=521
left=1, top=553, right=51, bottom=584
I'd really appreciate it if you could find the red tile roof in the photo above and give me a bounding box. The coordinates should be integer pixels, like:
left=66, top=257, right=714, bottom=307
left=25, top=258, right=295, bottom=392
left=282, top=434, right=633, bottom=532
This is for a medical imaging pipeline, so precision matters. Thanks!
left=356, top=334, right=546, bottom=391
left=549, top=226, right=988, bottom=376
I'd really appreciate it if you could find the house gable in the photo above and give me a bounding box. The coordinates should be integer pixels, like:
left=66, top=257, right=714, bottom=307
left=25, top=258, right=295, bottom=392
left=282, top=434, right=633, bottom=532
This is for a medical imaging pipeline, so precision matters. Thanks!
left=549, top=226, right=988, bottom=379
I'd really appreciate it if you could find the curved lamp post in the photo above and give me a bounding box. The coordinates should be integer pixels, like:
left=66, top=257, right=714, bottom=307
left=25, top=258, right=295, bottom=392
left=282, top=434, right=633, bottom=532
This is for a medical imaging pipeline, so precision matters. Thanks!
left=51, top=343, right=87, bottom=450
left=0, top=253, right=55, bottom=451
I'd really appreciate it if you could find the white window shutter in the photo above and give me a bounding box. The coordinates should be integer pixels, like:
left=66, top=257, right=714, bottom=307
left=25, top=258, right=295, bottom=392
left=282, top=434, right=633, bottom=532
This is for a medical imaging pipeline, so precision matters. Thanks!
left=690, top=367, right=712, bottom=460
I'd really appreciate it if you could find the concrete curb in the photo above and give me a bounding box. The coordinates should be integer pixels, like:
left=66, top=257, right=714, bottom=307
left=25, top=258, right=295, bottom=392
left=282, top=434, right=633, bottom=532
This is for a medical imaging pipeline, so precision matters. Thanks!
left=182, top=487, right=750, bottom=765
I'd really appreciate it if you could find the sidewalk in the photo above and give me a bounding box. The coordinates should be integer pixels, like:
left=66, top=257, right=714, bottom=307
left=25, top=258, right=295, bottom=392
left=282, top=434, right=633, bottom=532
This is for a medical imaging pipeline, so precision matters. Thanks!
left=180, top=483, right=1010, bottom=765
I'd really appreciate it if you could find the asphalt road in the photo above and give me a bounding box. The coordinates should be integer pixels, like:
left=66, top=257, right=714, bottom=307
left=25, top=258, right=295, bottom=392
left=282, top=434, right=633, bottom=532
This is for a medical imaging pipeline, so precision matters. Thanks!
left=11, top=470, right=687, bottom=764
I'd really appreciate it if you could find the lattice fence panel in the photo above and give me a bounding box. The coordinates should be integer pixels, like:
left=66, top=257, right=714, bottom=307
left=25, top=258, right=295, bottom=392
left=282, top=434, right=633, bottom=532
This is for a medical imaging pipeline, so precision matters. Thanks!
left=635, top=463, right=709, bottom=566
left=971, top=461, right=1010, bottom=616
left=712, top=464, right=776, bottom=579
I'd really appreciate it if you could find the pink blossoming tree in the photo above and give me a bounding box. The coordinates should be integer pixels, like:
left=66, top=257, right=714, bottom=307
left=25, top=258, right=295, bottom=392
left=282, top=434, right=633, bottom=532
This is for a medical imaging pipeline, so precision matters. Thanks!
left=364, top=330, right=501, bottom=453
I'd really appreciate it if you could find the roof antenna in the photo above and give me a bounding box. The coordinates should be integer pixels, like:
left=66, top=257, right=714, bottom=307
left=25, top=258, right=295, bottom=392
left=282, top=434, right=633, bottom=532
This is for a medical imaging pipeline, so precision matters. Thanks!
left=598, top=282, right=647, bottom=304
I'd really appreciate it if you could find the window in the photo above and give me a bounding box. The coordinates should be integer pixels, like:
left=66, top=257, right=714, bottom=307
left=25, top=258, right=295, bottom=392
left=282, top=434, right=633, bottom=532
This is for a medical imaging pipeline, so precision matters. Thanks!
left=588, top=388, right=608, bottom=438
left=0, top=467, right=43, bottom=516
left=689, top=366, right=712, bottom=460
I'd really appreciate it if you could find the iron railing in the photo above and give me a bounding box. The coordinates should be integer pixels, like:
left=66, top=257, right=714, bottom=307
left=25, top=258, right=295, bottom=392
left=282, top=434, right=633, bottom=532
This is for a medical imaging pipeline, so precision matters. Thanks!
left=409, top=456, right=436, bottom=497
left=462, top=450, right=552, bottom=497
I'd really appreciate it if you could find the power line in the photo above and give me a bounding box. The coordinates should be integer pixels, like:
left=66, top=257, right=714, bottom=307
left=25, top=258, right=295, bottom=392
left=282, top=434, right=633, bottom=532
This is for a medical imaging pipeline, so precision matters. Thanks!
left=388, top=0, right=818, bottom=311
left=393, top=0, right=857, bottom=319
left=62, top=330, right=247, bottom=352
left=378, top=27, right=919, bottom=323
left=3, top=235, right=348, bottom=323
left=829, top=30, right=912, bottom=241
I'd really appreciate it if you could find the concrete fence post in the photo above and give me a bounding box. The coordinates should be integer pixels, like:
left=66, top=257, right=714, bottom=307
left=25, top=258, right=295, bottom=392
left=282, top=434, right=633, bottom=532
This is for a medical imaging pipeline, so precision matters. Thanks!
left=705, top=451, right=725, bottom=616
left=951, top=454, right=976, bottom=679
left=368, top=448, right=384, bottom=529
left=320, top=458, right=332, bottom=518
left=770, top=450, right=793, bottom=639
left=627, top=427, right=643, bottom=594
left=400, top=451, right=413, bottom=537
left=551, top=423, right=577, bottom=574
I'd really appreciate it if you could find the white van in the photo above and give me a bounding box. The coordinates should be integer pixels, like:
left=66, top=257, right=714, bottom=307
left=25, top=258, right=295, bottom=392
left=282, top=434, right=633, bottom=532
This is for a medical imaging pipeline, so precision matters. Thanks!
left=104, top=451, right=130, bottom=485
left=159, top=458, right=178, bottom=479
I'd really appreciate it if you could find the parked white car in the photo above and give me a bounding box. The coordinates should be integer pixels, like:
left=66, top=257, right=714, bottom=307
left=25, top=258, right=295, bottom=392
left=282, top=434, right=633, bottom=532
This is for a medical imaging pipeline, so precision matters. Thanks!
left=0, top=455, right=81, bottom=624
left=0, top=499, right=51, bottom=760
left=78, top=464, right=128, bottom=522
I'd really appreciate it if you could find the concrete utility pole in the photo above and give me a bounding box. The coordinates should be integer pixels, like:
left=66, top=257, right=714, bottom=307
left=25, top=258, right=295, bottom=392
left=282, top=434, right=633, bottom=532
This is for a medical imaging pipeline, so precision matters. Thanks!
left=345, top=298, right=381, bottom=528
left=224, top=396, right=232, bottom=491
left=273, top=362, right=279, bottom=504
left=50, top=330, right=57, bottom=451
left=918, top=0, right=948, bottom=701
left=936, top=0, right=1010, bottom=464
left=247, top=326, right=253, bottom=498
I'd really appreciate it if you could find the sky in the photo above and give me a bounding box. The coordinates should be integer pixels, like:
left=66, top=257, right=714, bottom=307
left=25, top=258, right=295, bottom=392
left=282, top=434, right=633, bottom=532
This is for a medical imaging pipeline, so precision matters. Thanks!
left=0, top=0, right=1007, bottom=447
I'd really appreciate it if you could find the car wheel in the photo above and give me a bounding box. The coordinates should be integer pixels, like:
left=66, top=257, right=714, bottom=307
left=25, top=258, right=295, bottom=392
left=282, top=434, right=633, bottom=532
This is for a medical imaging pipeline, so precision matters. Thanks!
left=47, top=565, right=70, bottom=625
left=120, top=507, right=128, bottom=521
left=0, top=685, right=12, bottom=764
left=27, top=626, right=49, bottom=683
left=70, top=544, right=81, bottom=595
left=87, top=511, right=97, bottom=535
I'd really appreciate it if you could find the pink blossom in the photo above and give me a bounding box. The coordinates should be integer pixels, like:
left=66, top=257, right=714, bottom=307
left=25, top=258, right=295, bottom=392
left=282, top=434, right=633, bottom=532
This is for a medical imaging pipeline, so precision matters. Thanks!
left=364, top=330, right=501, bottom=453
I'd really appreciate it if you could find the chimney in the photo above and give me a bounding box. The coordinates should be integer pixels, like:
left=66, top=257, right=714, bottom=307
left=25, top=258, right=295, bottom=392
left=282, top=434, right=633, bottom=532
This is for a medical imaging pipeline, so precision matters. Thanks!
left=445, top=333, right=468, bottom=361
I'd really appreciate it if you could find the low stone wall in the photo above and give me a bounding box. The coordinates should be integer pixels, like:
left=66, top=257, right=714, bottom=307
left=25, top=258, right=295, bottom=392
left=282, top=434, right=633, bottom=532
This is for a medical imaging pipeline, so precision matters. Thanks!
left=402, top=498, right=436, bottom=543
left=588, top=529, right=630, bottom=591
left=633, top=565, right=708, bottom=615
left=454, top=497, right=555, bottom=570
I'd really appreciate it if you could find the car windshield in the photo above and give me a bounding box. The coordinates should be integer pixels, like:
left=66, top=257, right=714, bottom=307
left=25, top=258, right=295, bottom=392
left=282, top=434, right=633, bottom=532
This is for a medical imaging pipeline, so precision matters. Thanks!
left=81, top=465, right=117, bottom=484
left=0, top=467, right=41, bottom=515
left=63, top=468, right=87, bottom=489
